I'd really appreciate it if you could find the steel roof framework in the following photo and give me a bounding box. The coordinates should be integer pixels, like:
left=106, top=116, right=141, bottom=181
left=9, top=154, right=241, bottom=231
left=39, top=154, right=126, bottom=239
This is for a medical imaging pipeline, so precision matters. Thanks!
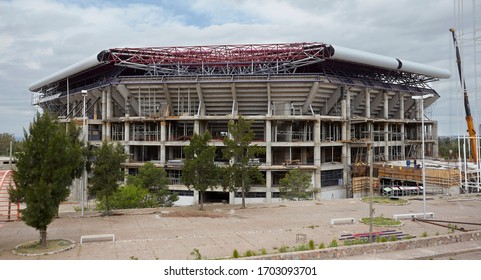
left=106, top=43, right=331, bottom=76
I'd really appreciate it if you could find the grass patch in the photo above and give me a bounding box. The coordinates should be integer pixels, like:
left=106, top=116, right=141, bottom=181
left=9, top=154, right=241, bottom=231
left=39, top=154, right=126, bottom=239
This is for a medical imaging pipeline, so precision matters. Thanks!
left=14, top=239, right=73, bottom=255
left=361, top=196, right=408, bottom=205
left=360, top=216, right=402, bottom=227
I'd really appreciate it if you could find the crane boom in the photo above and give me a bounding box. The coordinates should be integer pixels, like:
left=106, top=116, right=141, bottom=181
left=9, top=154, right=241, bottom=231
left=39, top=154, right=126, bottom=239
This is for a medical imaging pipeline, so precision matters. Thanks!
left=450, top=28, right=477, bottom=161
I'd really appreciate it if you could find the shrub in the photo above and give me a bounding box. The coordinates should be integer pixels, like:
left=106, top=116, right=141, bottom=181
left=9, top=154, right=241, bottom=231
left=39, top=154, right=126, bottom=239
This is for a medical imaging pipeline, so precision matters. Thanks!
left=292, top=244, right=309, bottom=252
left=232, top=249, right=239, bottom=258
left=278, top=245, right=290, bottom=253
left=96, top=185, right=156, bottom=210
left=318, top=242, right=325, bottom=249
left=190, top=248, right=202, bottom=260
left=308, top=239, right=315, bottom=250
left=244, top=250, right=256, bottom=257
left=260, top=248, right=268, bottom=255
left=328, top=239, right=338, bottom=248
left=344, top=238, right=369, bottom=246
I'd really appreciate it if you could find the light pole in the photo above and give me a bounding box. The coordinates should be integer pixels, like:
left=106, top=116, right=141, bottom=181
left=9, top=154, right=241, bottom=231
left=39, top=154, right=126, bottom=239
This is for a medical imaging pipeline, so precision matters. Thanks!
left=81, top=90, right=88, bottom=216
left=412, top=93, right=434, bottom=219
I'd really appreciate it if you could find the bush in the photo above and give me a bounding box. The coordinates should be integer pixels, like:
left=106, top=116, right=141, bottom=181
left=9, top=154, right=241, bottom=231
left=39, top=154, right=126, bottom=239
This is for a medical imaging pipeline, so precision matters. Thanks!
left=244, top=250, right=256, bottom=257
left=96, top=185, right=157, bottom=210
left=308, top=240, right=315, bottom=250
left=343, top=238, right=369, bottom=246
left=292, top=244, right=309, bottom=252
left=328, top=239, right=338, bottom=248
left=232, top=249, right=239, bottom=258
left=318, top=243, right=325, bottom=249
left=278, top=245, right=290, bottom=253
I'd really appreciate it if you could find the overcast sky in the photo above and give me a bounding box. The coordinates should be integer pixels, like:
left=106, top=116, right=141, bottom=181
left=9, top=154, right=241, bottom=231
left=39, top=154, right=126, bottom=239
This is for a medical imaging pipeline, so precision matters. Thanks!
left=0, top=0, right=477, bottom=138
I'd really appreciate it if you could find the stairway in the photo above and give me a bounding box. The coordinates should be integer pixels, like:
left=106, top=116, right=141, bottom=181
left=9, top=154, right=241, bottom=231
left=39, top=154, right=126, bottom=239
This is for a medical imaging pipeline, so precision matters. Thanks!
left=0, top=170, right=20, bottom=222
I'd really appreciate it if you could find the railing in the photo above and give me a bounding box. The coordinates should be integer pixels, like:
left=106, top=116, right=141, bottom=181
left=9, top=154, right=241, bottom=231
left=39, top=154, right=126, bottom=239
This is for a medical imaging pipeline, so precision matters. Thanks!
left=0, top=170, right=20, bottom=222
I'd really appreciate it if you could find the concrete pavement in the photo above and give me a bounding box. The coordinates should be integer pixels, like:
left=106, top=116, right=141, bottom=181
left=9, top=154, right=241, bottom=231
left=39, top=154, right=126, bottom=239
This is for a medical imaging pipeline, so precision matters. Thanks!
left=1, top=194, right=481, bottom=260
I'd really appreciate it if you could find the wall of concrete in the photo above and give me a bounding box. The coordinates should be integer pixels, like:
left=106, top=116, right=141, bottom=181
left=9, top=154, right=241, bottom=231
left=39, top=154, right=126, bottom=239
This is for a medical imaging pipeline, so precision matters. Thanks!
left=247, top=230, right=481, bottom=260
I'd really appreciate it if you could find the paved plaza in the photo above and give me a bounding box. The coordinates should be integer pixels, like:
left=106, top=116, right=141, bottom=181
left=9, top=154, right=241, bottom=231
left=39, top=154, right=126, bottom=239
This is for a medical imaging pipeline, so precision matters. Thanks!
left=1, top=195, right=481, bottom=260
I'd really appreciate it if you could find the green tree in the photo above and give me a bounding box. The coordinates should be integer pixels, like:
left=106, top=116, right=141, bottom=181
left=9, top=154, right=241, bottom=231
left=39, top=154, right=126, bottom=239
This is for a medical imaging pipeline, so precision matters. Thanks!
left=127, top=162, right=178, bottom=207
left=89, top=141, right=127, bottom=212
left=0, top=132, right=16, bottom=156
left=222, top=116, right=265, bottom=208
left=182, top=132, right=219, bottom=210
left=9, top=112, right=84, bottom=247
left=279, top=168, right=315, bottom=201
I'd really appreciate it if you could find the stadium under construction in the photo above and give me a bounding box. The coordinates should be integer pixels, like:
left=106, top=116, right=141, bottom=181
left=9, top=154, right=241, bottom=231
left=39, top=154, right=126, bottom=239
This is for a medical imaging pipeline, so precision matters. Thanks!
left=27, top=42, right=461, bottom=206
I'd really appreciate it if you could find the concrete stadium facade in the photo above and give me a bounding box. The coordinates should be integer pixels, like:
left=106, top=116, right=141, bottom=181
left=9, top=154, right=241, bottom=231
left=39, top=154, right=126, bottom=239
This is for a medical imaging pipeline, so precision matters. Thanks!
left=28, top=42, right=450, bottom=205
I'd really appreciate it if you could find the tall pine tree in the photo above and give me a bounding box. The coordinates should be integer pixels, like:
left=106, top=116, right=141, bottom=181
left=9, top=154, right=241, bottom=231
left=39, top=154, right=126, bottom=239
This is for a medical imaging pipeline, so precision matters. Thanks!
left=10, top=112, right=84, bottom=247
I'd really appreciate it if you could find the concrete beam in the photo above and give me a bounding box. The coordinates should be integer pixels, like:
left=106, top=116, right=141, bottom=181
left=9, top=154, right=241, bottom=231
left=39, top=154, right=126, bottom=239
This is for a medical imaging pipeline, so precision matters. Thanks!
left=302, top=82, right=319, bottom=115
left=231, top=83, right=238, bottom=116
left=324, top=86, right=342, bottom=115
left=163, top=84, right=174, bottom=116
left=387, top=92, right=400, bottom=119
left=369, top=91, right=384, bottom=116
left=351, top=90, right=365, bottom=114
left=116, top=85, right=139, bottom=116
left=196, top=83, right=206, bottom=116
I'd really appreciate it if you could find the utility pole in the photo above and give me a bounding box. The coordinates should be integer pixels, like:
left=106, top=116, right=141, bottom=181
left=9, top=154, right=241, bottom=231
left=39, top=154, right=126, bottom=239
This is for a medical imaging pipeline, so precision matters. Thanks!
left=368, top=142, right=374, bottom=242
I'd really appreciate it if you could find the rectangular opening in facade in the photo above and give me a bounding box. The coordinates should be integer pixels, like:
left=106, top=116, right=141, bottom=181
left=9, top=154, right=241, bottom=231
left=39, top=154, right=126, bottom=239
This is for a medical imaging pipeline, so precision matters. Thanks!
left=131, top=122, right=161, bottom=141
left=111, top=123, right=124, bottom=141
left=166, top=169, right=182, bottom=185
left=321, top=146, right=342, bottom=163
left=129, top=145, right=160, bottom=162
left=88, top=124, right=102, bottom=141
left=320, top=121, right=341, bottom=141
left=168, top=120, right=194, bottom=141
left=273, top=120, right=313, bottom=142
left=207, top=120, right=229, bottom=141
left=351, top=123, right=369, bottom=140
left=272, top=147, right=314, bottom=165
left=321, top=169, right=343, bottom=187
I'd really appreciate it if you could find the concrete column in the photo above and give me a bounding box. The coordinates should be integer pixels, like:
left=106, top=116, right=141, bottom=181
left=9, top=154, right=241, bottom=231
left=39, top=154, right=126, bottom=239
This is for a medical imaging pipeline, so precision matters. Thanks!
left=345, top=89, right=351, bottom=197
left=341, top=98, right=349, bottom=197
left=229, top=191, right=235, bottom=204
left=101, top=89, right=106, bottom=140
left=314, top=118, right=321, bottom=198
left=384, top=123, right=389, bottom=161
left=106, top=87, right=112, bottom=119
left=194, top=120, right=200, bottom=134
left=193, top=190, right=199, bottom=206
left=124, top=122, right=130, bottom=162
left=365, top=88, right=371, bottom=118
left=160, top=121, right=167, bottom=164
left=266, top=120, right=272, bottom=165
left=383, top=91, right=389, bottom=119
left=399, top=93, right=405, bottom=120
left=432, top=121, right=439, bottom=157
left=106, top=87, right=112, bottom=141
left=266, top=170, right=272, bottom=203
left=401, top=123, right=406, bottom=159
